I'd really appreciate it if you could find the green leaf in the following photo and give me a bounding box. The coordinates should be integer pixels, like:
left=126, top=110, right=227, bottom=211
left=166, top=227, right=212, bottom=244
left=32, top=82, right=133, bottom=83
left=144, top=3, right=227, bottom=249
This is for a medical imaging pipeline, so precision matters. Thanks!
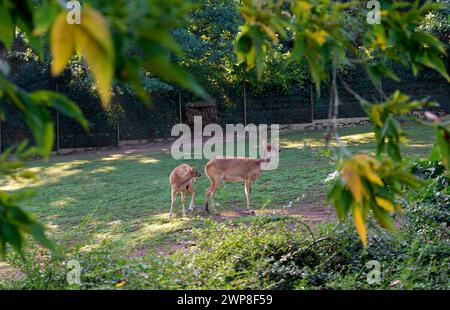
left=426, top=52, right=450, bottom=82
left=29, top=223, right=56, bottom=252
left=337, top=188, right=352, bottom=219
left=7, top=207, right=33, bottom=226
left=428, top=144, right=441, bottom=162
left=387, top=142, right=402, bottom=162
left=33, top=2, right=59, bottom=36
left=372, top=205, right=396, bottom=233
left=1, top=222, right=23, bottom=254
left=0, top=7, right=14, bottom=49
left=144, top=52, right=207, bottom=99
left=30, top=91, right=89, bottom=130
left=236, top=33, right=252, bottom=55
left=367, top=65, right=382, bottom=87
left=436, top=126, right=450, bottom=171
left=413, top=32, right=446, bottom=54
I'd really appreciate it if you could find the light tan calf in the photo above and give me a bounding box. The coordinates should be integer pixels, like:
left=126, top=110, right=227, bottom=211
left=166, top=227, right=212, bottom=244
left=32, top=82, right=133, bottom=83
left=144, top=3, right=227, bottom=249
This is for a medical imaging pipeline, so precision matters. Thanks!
left=204, top=143, right=277, bottom=214
left=169, top=164, right=201, bottom=219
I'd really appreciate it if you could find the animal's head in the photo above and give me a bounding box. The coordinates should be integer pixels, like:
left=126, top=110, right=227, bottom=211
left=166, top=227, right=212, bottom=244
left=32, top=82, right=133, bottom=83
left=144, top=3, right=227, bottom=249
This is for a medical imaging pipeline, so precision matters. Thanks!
left=189, top=167, right=202, bottom=178
left=262, top=142, right=280, bottom=158
left=260, top=141, right=280, bottom=170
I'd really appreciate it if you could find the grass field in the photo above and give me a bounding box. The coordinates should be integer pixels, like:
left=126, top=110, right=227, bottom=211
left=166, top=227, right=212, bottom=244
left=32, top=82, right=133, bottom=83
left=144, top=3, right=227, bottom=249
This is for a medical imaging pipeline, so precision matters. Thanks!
left=0, top=122, right=434, bottom=262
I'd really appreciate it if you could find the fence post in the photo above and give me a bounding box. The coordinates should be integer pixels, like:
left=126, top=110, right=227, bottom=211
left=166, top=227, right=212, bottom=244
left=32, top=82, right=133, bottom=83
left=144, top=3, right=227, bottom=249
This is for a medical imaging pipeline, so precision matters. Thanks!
left=310, top=83, right=314, bottom=123
left=117, top=118, right=120, bottom=147
left=178, top=91, right=182, bottom=124
left=56, top=82, right=60, bottom=153
left=243, top=83, right=247, bottom=125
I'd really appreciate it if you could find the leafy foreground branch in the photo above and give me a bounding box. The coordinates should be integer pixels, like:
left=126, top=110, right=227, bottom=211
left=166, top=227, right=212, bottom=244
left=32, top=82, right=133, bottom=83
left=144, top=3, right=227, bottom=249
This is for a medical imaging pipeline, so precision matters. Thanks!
left=237, top=0, right=450, bottom=246
left=0, top=76, right=87, bottom=254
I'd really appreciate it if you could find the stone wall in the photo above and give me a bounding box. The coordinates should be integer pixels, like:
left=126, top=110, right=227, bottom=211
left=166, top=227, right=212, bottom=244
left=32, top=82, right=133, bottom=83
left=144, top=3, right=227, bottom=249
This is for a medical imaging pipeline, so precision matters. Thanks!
left=280, top=117, right=371, bottom=133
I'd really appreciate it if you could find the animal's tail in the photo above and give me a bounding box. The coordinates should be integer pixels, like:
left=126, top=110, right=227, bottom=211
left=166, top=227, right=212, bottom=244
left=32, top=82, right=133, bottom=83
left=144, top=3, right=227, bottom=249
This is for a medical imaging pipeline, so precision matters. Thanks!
left=204, top=164, right=213, bottom=182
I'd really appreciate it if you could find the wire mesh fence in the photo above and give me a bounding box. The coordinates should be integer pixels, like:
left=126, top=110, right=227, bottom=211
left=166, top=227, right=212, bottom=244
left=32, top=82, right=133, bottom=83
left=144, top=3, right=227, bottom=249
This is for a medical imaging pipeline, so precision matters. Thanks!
left=1, top=67, right=449, bottom=151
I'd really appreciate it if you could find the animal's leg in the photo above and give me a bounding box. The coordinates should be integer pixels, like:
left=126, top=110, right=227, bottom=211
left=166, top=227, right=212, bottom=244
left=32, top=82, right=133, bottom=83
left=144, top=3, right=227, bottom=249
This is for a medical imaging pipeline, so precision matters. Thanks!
left=244, top=178, right=254, bottom=214
left=205, top=180, right=219, bottom=213
left=204, top=182, right=213, bottom=213
left=204, top=168, right=213, bottom=213
left=181, top=191, right=186, bottom=217
left=169, top=189, right=177, bottom=219
left=187, top=185, right=195, bottom=212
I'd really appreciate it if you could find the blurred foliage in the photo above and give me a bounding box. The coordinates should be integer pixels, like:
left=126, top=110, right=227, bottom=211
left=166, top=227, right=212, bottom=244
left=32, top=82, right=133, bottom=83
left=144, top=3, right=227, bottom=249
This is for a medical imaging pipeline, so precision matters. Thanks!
left=363, top=90, right=435, bottom=162
left=328, top=154, right=423, bottom=247
left=235, top=0, right=449, bottom=246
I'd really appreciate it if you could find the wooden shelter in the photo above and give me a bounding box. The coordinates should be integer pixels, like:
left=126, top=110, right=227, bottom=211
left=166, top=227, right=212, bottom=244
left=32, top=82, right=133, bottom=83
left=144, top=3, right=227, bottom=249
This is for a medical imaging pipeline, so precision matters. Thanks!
left=185, top=100, right=217, bottom=127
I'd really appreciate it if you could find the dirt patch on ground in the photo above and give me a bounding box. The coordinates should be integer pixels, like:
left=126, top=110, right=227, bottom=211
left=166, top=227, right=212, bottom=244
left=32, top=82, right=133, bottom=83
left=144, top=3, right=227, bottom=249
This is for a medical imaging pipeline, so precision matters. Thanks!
left=188, top=191, right=335, bottom=225
left=277, top=203, right=336, bottom=224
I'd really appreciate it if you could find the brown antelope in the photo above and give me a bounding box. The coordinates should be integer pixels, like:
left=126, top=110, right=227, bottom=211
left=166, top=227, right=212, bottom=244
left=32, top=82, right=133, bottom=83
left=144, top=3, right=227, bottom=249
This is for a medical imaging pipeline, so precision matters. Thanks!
left=204, top=143, right=278, bottom=214
left=169, top=164, right=201, bottom=219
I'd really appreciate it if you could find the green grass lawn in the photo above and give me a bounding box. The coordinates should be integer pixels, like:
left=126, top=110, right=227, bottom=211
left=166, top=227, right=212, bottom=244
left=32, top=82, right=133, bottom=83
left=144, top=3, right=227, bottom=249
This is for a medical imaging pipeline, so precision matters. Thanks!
left=0, top=122, right=435, bottom=258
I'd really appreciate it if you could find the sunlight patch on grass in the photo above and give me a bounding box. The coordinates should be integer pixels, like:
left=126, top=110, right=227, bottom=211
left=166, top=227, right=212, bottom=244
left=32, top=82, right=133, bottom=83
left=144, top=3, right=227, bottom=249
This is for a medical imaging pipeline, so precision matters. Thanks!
left=79, top=232, right=117, bottom=253
left=46, top=222, right=60, bottom=233
left=90, top=166, right=117, bottom=173
left=108, top=220, right=122, bottom=226
left=0, top=177, right=37, bottom=191
left=138, top=157, right=160, bottom=164
left=405, top=143, right=433, bottom=148
left=280, top=139, right=328, bottom=149
left=340, top=132, right=375, bottom=144
left=79, top=243, right=102, bottom=253
left=53, top=160, right=90, bottom=167
left=95, top=232, right=115, bottom=241
left=101, top=153, right=160, bottom=164
left=101, top=154, right=125, bottom=161
left=281, top=132, right=375, bottom=149
left=50, top=197, right=76, bottom=207
left=40, top=167, right=82, bottom=183
left=137, top=216, right=188, bottom=237
left=0, top=160, right=88, bottom=191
